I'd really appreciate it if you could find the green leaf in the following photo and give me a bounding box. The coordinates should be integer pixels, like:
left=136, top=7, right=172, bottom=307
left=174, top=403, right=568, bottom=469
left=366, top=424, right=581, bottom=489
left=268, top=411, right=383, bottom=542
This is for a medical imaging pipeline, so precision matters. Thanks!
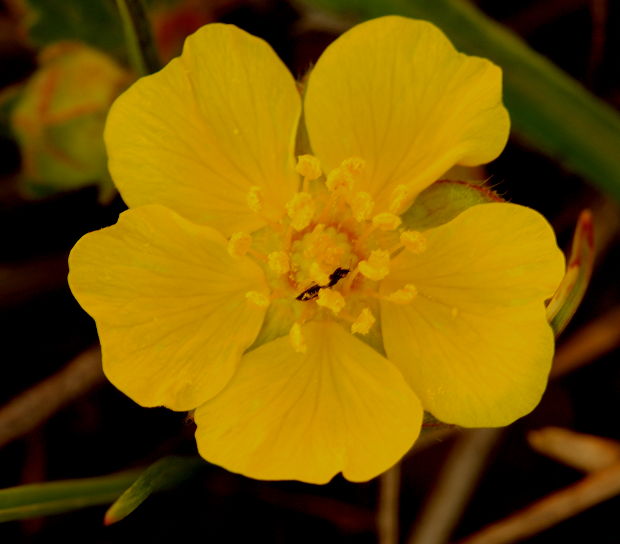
left=401, top=179, right=502, bottom=230
left=0, top=470, right=140, bottom=522
left=115, top=0, right=161, bottom=76
left=301, top=0, right=620, bottom=200
left=104, top=456, right=205, bottom=525
left=546, top=210, right=595, bottom=337
left=21, top=0, right=126, bottom=60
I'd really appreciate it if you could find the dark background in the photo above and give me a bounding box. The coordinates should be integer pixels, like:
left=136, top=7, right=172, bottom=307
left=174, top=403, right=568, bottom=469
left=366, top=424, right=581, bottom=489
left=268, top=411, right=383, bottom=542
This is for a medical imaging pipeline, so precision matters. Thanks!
left=0, top=0, right=618, bottom=542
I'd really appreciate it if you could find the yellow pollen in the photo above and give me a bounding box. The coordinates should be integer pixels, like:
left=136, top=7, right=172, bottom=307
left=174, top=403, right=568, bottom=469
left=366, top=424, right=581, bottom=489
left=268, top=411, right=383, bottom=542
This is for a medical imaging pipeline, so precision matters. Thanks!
left=341, top=157, right=366, bottom=176
left=286, top=192, right=316, bottom=231
left=389, top=184, right=410, bottom=214
left=349, top=191, right=374, bottom=222
left=386, top=283, right=418, bottom=304
left=309, top=262, right=330, bottom=286
left=325, top=166, right=354, bottom=193
left=351, top=307, right=375, bottom=335
left=358, top=250, right=391, bottom=281
left=289, top=323, right=307, bottom=354
left=227, top=232, right=252, bottom=258
left=245, top=290, right=270, bottom=307
left=400, top=230, right=427, bottom=254
left=295, top=154, right=322, bottom=181
left=372, top=212, right=402, bottom=231
left=268, top=251, right=290, bottom=275
left=316, top=288, right=346, bottom=315
left=246, top=186, right=263, bottom=213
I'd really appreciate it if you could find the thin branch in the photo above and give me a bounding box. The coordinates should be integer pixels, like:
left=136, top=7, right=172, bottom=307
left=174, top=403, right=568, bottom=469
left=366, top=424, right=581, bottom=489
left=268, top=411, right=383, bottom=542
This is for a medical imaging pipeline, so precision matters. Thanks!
left=456, top=460, right=620, bottom=544
left=407, top=429, right=502, bottom=544
left=0, top=346, right=104, bottom=448
left=115, top=0, right=160, bottom=76
left=378, top=463, right=401, bottom=544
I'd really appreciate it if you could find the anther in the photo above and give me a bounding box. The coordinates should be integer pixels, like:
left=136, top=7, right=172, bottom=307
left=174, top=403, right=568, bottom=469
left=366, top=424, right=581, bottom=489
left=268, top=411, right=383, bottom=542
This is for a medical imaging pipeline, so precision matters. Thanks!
left=245, top=291, right=270, bottom=307
left=385, top=284, right=418, bottom=304
left=246, top=186, right=263, bottom=213
left=358, top=250, right=391, bottom=281
left=286, top=192, right=316, bottom=231
left=296, top=155, right=322, bottom=181
left=227, top=232, right=252, bottom=258
left=389, top=184, right=410, bottom=214
left=341, top=157, right=366, bottom=176
left=316, top=288, right=346, bottom=315
left=326, top=167, right=354, bottom=193
left=268, top=251, right=290, bottom=275
left=372, top=212, right=402, bottom=231
left=400, top=230, right=427, bottom=254
left=351, top=307, right=375, bottom=335
left=289, top=323, right=307, bottom=354
left=349, top=191, right=374, bottom=223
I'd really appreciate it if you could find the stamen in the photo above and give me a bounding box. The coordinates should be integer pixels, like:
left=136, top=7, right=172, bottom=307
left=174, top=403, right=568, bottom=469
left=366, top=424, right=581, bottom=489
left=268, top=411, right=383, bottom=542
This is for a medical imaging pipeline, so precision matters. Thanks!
left=372, top=212, right=402, bottom=231
left=351, top=307, right=375, bottom=335
left=289, top=322, right=307, bottom=354
left=286, top=192, right=316, bottom=231
left=296, top=155, right=322, bottom=181
left=358, top=250, right=391, bottom=281
left=227, top=232, right=252, bottom=258
left=309, top=262, right=330, bottom=286
left=349, top=191, right=374, bottom=223
left=385, top=283, right=418, bottom=304
left=246, top=186, right=263, bottom=213
left=400, top=230, right=427, bottom=254
left=245, top=290, right=271, bottom=307
left=268, top=251, right=290, bottom=275
left=316, top=288, right=346, bottom=315
left=389, top=184, right=410, bottom=214
left=326, top=167, right=354, bottom=193
left=341, top=157, right=366, bottom=176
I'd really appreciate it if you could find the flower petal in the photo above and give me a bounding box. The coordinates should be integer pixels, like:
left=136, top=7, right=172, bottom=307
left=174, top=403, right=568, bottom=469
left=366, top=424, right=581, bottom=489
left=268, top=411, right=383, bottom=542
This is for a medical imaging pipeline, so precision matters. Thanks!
left=194, top=321, right=422, bottom=483
left=380, top=203, right=565, bottom=427
left=105, top=24, right=300, bottom=236
left=68, top=205, right=268, bottom=411
left=304, top=16, right=509, bottom=212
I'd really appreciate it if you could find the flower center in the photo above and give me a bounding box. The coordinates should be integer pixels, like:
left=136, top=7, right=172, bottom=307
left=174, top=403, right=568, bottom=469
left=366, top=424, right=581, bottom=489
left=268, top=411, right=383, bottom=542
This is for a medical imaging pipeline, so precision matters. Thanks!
left=229, top=155, right=428, bottom=352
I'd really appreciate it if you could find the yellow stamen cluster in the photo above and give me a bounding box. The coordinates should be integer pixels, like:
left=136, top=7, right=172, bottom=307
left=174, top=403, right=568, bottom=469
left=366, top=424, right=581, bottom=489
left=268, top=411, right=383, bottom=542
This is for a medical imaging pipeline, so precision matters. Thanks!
left=289, top=322, right=307, bottom=354
left=372, top=212, right=402, bottom=231
left=246, top=186, right=263, bottom=213
left=296, top=155, right=322, bottom=181
left=316, top=288, right=346, bottom=315
left=310, top=262, right=330, bottom=285
left=286, top=192, right=316, bottom=231
left=385, top=283, right=418, bottom=304
left=245, top=290, right=270, bottom=307
left=400, top=230, right=427, bottom=254
left=268, top=251, right=290, bottom=275
left=227, top=232, right=252, bottom=258
left=358, top=250, right=391, bottom=281
left=351, top=307, right=375, bottom=335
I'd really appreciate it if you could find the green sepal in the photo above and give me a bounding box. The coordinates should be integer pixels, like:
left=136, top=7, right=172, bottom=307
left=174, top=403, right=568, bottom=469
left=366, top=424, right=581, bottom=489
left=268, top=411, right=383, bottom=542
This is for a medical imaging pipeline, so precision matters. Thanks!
left=104, top=456, right=205, bottom=525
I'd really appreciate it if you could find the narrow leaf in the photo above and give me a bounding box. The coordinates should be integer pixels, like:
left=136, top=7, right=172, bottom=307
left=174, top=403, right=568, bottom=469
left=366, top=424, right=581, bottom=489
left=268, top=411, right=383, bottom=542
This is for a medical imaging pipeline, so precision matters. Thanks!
left=0, top=470, right=140, bottom=523
left=302, top=0, right=620, bottom=200
left=104, top=456, right=205, bottom=525
left=546, top=210, right=595, bottom=337
left=115, top=0, right=161, bottom=76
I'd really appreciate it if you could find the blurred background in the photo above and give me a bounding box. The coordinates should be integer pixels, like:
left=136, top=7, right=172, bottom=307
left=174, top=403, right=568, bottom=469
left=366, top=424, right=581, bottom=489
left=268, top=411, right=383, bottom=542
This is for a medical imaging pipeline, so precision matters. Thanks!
left=0, top=0, right=619, bottom=542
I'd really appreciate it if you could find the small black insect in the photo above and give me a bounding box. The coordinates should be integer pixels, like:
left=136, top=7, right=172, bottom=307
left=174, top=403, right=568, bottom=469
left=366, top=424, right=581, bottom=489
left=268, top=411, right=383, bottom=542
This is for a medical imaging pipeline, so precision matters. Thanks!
left=296, top=267, right=350, bottom=301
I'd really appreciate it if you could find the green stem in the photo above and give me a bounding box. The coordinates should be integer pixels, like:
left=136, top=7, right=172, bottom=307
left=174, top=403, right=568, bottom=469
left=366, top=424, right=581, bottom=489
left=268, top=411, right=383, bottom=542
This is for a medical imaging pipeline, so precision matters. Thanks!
left=115, top=0, right=160, bottom=76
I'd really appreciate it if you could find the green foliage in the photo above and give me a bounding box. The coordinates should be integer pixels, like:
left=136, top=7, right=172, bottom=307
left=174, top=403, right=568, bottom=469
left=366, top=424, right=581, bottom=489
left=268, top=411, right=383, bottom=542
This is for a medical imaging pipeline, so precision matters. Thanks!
left=0, top=470, right=139, bottom=522
left=546, top=210, right=595, bottom=337
left=302, top=0, right=620, bottom=200
left=104, top=456, right=205, bottom=525
left=22, top=0, right=126, bottom=60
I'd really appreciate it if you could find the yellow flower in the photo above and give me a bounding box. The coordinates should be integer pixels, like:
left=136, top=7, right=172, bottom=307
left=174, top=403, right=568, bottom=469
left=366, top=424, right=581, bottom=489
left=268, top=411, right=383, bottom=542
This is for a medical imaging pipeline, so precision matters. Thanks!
left=68, top=17, right=565, bottom=484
